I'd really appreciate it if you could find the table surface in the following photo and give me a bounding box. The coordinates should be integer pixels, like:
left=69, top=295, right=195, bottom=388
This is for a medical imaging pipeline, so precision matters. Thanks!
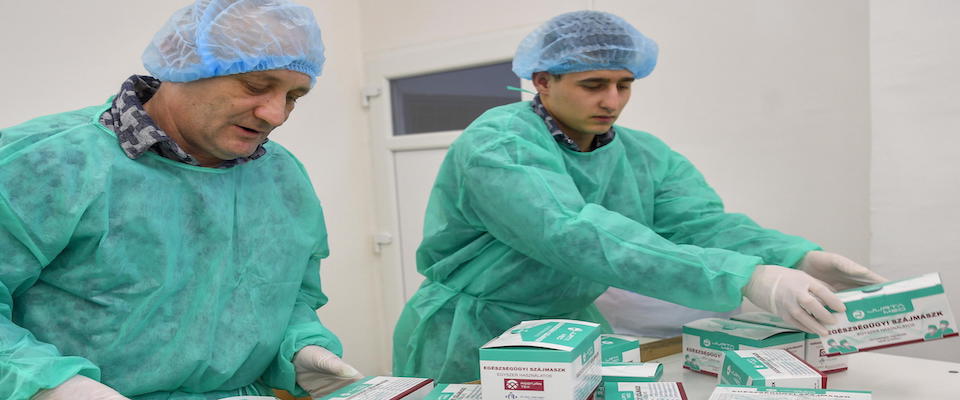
left=655, top=351, right=960, bottom=400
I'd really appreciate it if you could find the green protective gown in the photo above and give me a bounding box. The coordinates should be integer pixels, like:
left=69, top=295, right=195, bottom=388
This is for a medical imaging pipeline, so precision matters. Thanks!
left=392, top=101, right=819, bottom=383
left=0, top=102, right=341, bottom=399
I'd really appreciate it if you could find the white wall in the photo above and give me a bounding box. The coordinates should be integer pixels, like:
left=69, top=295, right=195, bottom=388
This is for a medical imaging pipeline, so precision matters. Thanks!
left=603, top=0, right=871, bottom=263
left=358, top=0, right=587, bottom=54
left=0, top=0, right=387, bottom=375
left=870, top=0, right=960, bottom=362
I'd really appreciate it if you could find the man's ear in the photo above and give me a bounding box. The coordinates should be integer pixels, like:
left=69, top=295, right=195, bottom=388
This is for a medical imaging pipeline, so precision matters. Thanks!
left=532, top=72, right=551, bottom=95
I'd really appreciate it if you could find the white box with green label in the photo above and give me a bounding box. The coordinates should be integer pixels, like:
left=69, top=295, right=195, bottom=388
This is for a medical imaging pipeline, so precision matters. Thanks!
left=708, top=385, right=871, bottom=399
left=732, top=311, right=848, bottom=373
left=593, top=362, right=663, bottom=400
left=479, top=319, right=601, bottom=400
left=822, top=273, right=957, bottom=356
left=602, top=382, right=688, bottom=400
left=682, top=318, right=804, bottom=376
left=318, top=376, right=433, bottom=400
left=424, top=384, right=481, bottom=400
left=600, top=334, right=641, bottom=362
left=718, top=349, right=826, bottom=389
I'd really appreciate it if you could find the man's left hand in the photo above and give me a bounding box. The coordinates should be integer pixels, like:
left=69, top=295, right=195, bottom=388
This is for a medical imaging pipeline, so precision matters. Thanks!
left=293, top=345, right=363, bottom=398
left=797, top=250, right=888, bottom=290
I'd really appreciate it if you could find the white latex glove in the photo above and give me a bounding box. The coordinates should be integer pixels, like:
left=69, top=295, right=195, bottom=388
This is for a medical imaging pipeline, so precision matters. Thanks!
left=742, top=265, right=846, bottom=336
left=32, top=375, right=130, bottom=400
left=797, top=250, right=888, bottom=290
left=293, top=345, right=363, bottom=398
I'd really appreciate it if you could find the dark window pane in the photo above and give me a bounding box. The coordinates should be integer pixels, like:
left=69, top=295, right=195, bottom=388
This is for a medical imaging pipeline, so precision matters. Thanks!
left=390, top=61, right=520, bottom=135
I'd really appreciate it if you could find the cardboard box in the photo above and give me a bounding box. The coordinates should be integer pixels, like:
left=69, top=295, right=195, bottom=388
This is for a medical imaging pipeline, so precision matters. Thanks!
left=638, top=336, right=682, bottom=361
left=602, top=382, right=687, bottom=400
left=708, top=385, right=871, bottom=399
left=732, top=312, right=848, bottom=373
left=593, top=362, right=663, bottom=400
left=424, top=384, right=481, bottom=400
left=718, top=349, right=826, bottom=389
left=318, top=376, right=433, bottom=400
left=823, top=273, right=957, bottom=356
left=682, top=318, right=805, bottom=376
left=600, top=334, right=641, bottom=362
left=479, top=319, right=602, bottom=400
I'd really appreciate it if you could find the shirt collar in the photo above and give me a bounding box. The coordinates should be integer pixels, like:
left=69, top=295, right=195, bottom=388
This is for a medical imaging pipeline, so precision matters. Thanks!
left=530, top=94, right=615, bottom=152
left=101, top=75, right=266, bottom=168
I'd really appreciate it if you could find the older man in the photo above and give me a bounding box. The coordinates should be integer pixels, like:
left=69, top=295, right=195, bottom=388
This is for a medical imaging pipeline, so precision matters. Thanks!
left=0, top=1, right=360, bottom=399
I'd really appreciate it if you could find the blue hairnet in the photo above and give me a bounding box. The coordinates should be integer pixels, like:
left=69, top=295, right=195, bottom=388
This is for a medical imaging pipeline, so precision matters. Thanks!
left=143, top=0, right=325, bottom=83
left=512, top=10, right=658, bottom=80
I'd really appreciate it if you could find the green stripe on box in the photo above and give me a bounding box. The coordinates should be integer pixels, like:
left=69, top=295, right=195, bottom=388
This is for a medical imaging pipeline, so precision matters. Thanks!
left=480, top=346, right=575, bottom=362
left=844, top=285, right=944, bottom=322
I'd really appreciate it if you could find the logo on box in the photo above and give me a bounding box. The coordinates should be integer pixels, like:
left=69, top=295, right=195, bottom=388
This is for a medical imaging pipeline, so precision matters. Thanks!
left=504, top=379, right=544, bottom=391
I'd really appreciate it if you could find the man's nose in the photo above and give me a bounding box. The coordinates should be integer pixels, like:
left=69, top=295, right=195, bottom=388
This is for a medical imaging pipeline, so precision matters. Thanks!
left=599, top=86, right=622, bottom=113
left=254, top=93, right=288, bottom=127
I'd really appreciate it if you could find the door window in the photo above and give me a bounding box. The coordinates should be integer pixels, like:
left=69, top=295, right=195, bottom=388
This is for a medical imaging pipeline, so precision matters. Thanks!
left=390, top=61, right=520, bottom=135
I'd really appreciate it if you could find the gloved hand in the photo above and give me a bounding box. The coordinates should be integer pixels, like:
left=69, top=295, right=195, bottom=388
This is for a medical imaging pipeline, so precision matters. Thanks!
left=742, top=264, right=846, bottom=336
left=32, top=375, right=130, bottom=400
left=293, top=345, right=363, bottom=398
left=797, top=250, right=888, bottom=290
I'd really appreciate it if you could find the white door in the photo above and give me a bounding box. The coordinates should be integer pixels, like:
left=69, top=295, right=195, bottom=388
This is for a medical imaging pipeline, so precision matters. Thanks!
left=364, top=28, right=535, bottom=360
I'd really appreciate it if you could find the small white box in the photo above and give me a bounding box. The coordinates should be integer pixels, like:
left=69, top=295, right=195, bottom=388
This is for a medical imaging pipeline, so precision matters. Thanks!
left=682, top=318, right=805, bottom=376
left=600, top=334, right=641, bottom=362
left=823, top=273, right=957, bottom=355
left=593, top=362, right=663, bottom=400
left=318, top=376, right=433, bottom=400
left=424, top=384, right=482, bottom=400
left=479, top=319, right=601, bottom=400
left=602, top=382, right=687, bottom=400
left=708, top=385, right=871, bottom=399
left=732, top=312, right=848, bottom=373
left=718, top=349, right=826, bottom=388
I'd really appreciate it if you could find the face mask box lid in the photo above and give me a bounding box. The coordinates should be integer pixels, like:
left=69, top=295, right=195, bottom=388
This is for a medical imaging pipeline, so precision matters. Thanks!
left=601, top=382, right=687, bottom=400
left=424, top=384, right=482, bottom=400
left=708, top=385, right=872, bottom=400
left=479, top=319, right=602, bottom=400
left=682, top=318, right=805, bottom=376
left=600, top=334, right=641, bottom=362
left=824, top=272, right=957, bottom=356
left=731, top=312, right=848, bottom=374
left=318, top=376, right=434, bottom=400
left=718, top=349, right=826, bottom=389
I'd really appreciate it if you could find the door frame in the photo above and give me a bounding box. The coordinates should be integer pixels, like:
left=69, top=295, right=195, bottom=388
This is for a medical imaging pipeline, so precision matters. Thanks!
left=363, top=26, right=536, bottom=360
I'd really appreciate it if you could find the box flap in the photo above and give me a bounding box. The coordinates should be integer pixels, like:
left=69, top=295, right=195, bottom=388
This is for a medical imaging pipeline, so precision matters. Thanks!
left=481, top=319, right=600, bottom=351
left=683, top=318, right=798, bottom=341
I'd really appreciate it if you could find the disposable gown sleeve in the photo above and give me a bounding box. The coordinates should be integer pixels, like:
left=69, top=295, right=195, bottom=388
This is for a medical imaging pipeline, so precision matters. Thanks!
left=0, top=183, right=101, bottom=398
left=456, top=135, right=763, bottom=311
left=651, top=150, right=820, bottom=268
left=258, top=230, right=344, bottom=397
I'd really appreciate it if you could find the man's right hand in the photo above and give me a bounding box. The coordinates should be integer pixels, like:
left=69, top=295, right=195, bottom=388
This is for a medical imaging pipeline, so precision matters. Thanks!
left=32, top=375, right=130, bottom=400
left=742, top=264, right=846, bottom=336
